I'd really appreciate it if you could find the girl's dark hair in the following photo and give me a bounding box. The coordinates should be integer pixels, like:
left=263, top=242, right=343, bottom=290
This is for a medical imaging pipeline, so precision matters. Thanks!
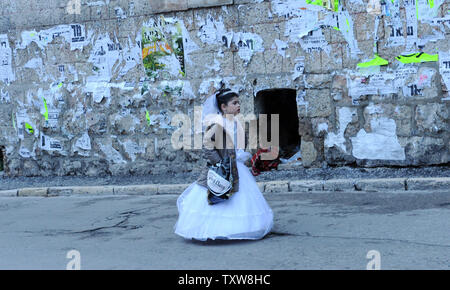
left=215, top=88, right=238, bottom=113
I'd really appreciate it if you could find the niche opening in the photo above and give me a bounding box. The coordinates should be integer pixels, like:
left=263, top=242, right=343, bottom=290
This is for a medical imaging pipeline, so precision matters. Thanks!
left=254, top=89, right=300, bottom=159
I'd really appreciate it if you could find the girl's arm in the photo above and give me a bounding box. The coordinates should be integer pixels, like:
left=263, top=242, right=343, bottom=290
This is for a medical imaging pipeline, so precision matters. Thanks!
left=203, top=123, right=222, bottom=165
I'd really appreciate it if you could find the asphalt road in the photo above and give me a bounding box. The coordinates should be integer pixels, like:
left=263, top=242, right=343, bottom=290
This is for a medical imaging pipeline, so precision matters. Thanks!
left=0, top=190, right=449, bottom=269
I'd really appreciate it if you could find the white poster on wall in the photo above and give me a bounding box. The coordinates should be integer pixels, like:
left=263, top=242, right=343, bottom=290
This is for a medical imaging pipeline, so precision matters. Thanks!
left=0, top=34, right=15, bottom=84
left=439, top=51, right=450, bottom=100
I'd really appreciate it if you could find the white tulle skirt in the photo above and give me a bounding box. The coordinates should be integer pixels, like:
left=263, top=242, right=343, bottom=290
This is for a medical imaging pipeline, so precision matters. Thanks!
left=174, top=151, right=274, bottom=241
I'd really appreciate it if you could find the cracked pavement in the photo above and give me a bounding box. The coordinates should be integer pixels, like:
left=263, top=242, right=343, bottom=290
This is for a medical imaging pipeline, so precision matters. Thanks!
left=0, top=190, right=449, bottom=269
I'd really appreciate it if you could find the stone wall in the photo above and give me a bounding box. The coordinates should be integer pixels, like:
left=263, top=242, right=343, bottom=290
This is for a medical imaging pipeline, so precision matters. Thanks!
left=0, top=0, right=449, bottom=177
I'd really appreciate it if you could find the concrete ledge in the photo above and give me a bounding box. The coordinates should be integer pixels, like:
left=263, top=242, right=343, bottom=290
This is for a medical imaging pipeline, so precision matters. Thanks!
left=3, top=177, right=449, bottom=197
left=355, top=178, right=406, bottom=192
left=114, top=184, right=158, bottom=196
left=264, top=181, right=289, bottom=193
left=48, top=186, right=114, bottom=196
left=157, top=184, right=190, bottom=194
left=323, top=179, right=355, bottom=191
left=0, top=189, right=18, bottom=197
left=289, top=180, right=323, bottom=192
left=406, top=177, right=450, bottom=191
left=18, top=187, right=48, bottom=197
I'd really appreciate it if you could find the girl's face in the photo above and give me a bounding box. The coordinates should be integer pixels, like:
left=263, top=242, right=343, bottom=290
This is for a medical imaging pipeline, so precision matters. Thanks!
left=221, top=96, right=241, bottom=116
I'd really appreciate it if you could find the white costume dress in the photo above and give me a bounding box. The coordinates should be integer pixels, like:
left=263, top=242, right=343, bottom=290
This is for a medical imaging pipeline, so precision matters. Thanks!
left=174, top=148, right=274, bottom=241
left=174, top=92, right=273, bottom=241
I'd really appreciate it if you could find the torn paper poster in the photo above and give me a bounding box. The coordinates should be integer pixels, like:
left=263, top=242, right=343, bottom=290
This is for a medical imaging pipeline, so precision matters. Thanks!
left=98, top=141, right=126, bottom=164
left=292, top=56, right=305, bottom=81
left=329, top=11, right=362, bottom=58
left=272, top=39, right=288, bottom=57
left=384, top=1, right=405, bottom=47
left=0, top=88, right=10, bottom=103
left=142, top=17, right=186, bottom=79
left=118, top=139, right=145, bottom=162
left=40, top=134, right=63, bottom=151
left=416, top=0, right=445, bottom=21
left=197, top=14, right=230, bottom=45
left=16, top=110, right=39, bottom=140
left=317, top=122, right=329, bottom=134
left=366, top=0, right=382, bottom=15
left=351, top=117, right=405, bottom=160
left=0, top=34, right=15, bottom=84
left=74, top=132, right=91, bottom=151
left=325, top=107, right=357, bottom=153
left=347, top=75, right=378, bottom=100
left=424, top=15, right=450, bottom=29
left=117, top=36, right=142, bottom=79
left=271, top=0, right=324, bottom=18
left=306, top=0, right=339, bottom=12
left=88, top=33, right=122, bottom=82
left=299, top=29, right=330, bottom=54
left=439, top=51, right=450, bottom=95
left=85, top=81, right=111, bottom=104
left=45, top=109, right=60, bottom=129
left=296, top=90, right=309, bottom=116
left=372, top=16, right=381, bottom=54
left=24, top=57, right=44, bottom=77
left=358, top=65, right=381, bottom=76
left=402, top=67, right=436, bottom=97
left=404, top=0, right=418, bottom=50
left=19, top=143, right=36, bottom=158
left=17, top=24, right=89, bottom=51
left=198, top=76, right=236, bottom=96
left=392, top=66, right=418, bottom=88
left=284, top=11, right=320, bottom=43
left=233, top=32, right=264, bottom=64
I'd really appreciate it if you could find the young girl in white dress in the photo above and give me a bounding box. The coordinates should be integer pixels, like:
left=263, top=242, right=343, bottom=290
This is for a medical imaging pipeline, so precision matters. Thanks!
left=174, top=89, right=274, bottom=241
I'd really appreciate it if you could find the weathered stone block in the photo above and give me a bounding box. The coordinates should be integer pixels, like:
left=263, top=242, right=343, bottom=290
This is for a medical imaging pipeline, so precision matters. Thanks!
left=398, top=137, right=448, bottom=165
left=290, top=180, right=323, bottom=192
left=264, top=181, right=289, bottom=193
left=237, top=2, right=272, bottom=26
left=300, top=140, right=317, bottom=167
left=415, top=103, right=448, bottom=135
left=406, top=177, right=450, bottom=191
left=355, top=178, right=406, bottom=192
left=18, top=187, right=48, bottom=197
left=323, top=179, right=355, bottom=191
left=304, top=89, right=332, bottom=118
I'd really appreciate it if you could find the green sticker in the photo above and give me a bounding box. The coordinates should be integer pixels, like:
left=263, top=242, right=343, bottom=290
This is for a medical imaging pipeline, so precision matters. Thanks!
left=43, top=97, right=48, bottom=121
left=58, top=82, right=63, bottom=88
left=333, top=26, right=340, bottom=31
left=146, top=110, right=151, bottom=126
left=395, top=52, right=438, bottom=63
left=25, top=122, right=34, bottom=134
left=357, top=54, right=389, bottom=68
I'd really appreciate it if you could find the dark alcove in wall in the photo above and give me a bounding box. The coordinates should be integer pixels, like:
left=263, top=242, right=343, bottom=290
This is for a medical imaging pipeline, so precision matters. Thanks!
left=254, top=89, right=300, bottom=159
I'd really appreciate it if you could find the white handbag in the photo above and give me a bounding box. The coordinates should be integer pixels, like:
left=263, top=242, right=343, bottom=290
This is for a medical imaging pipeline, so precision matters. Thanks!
left=207, top=157, right=233, bottom=196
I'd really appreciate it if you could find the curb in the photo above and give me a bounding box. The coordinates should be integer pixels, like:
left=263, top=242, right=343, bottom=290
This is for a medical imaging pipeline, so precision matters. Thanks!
left=1, top=177, right=449, bottom=197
